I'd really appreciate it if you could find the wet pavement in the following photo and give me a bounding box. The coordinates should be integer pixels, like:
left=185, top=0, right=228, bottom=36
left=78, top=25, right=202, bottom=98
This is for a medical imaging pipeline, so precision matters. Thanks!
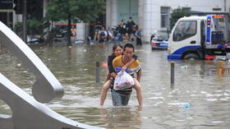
left=0, top=43, right=230, bottom=129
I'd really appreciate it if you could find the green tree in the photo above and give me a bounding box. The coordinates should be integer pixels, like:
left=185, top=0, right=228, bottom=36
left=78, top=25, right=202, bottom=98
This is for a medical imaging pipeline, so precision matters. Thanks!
left=170, top=8, right=191, bottom=29
left=47, top=0, right=106, bottom=46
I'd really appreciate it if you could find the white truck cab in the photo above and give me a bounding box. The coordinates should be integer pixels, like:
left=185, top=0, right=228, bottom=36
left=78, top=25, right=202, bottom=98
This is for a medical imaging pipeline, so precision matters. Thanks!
left=168, top=14, right=230, bottom=60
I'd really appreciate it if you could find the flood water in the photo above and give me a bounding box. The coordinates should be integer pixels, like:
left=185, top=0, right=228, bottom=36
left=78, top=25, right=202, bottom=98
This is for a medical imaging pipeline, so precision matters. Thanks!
left=1, top=43, right=230, bottom=129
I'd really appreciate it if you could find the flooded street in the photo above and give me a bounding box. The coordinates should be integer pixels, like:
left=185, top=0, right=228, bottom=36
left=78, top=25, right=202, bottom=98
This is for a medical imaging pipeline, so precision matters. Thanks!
left=1, top=43, right=230, bottom=129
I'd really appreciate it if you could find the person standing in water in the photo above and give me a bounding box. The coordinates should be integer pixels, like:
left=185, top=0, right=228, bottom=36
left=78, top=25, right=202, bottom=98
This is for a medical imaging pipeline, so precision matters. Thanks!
left=100, top=44, right=143, bottom=106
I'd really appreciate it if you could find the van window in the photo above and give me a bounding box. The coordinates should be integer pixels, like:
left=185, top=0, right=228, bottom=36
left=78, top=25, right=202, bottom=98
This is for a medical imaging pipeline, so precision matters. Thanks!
left=173, top=21, right=197, bottom=41
left=200, top=20, right=206, bottom=45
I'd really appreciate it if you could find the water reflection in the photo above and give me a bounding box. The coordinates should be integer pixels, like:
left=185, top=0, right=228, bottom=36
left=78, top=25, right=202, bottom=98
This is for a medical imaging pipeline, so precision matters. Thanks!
left=1, top=43, right=230, bottom=129
left=99, top=107, right=142, bottom=129
left=0, top=100, right=12, bottom=116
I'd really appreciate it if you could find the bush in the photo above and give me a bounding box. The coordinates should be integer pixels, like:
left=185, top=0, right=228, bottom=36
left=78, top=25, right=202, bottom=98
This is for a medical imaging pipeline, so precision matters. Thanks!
left=27, top=18, right=43, bottom=35
left=14, top=18, right=45, bottom=36
left=14, top=22, right=23, bottom=34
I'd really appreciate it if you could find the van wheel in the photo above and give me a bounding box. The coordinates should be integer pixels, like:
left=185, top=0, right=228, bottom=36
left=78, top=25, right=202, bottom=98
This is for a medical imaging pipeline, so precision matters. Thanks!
left=183, top=53, right=200, bottom=60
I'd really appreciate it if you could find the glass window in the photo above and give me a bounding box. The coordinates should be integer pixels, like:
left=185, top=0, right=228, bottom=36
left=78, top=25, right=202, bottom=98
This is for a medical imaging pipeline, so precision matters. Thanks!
left=200, top=20, right=205, bottom=45
left=173, top=21, right=197, bottom=41
left=161, top=7, right=170, bottom=28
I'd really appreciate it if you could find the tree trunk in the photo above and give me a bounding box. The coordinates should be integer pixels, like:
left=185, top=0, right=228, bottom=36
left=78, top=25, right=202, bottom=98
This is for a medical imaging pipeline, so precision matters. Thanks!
left=67, top=14, right=72, bottom=46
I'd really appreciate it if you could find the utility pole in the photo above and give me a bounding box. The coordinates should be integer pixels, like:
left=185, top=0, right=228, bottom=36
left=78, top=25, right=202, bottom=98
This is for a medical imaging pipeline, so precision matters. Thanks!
left=129, top=0, right=131, bottom=17
left=23, top=0, right=27, bottom=43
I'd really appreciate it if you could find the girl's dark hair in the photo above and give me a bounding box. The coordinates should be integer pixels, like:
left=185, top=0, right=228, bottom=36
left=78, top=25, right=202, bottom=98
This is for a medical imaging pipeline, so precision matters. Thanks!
left=112, top=44, right=123, bottom=51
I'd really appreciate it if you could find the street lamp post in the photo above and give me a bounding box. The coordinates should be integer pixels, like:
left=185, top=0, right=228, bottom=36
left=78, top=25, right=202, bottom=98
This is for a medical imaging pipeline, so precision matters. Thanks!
left=23, top=0, right=27, bottom=42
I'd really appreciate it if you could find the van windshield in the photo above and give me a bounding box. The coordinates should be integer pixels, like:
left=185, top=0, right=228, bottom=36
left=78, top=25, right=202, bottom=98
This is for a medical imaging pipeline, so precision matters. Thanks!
left=173, top=21, right=197, bottom=41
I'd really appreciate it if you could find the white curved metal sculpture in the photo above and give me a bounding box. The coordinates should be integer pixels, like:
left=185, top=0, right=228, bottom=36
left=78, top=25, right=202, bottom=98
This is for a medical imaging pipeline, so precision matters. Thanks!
left=0, top=22, right=101, bottom=129
left=0, top=21, right=63, bottom=103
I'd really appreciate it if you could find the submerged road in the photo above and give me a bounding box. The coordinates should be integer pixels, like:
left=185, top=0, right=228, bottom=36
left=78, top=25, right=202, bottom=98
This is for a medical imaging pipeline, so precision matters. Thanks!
left=0, top=43, right=230, bottom=129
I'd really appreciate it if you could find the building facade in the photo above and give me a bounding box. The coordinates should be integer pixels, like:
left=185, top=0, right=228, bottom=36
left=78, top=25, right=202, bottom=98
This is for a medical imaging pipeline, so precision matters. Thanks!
left=106, top=0, right=230, bottom=41
left=0, top=0, right=48, bottom=29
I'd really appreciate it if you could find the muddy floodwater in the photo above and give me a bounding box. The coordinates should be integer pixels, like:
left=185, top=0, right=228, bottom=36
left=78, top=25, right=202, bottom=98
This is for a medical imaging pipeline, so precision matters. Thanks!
left=1, top=43, right=230, bottom=129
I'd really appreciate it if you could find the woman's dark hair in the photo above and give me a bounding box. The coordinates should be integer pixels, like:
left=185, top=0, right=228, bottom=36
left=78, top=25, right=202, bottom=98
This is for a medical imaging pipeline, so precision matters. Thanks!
left=124, top=43, right=135, bottom=52
left=112, top=44, right=123, bottom=51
